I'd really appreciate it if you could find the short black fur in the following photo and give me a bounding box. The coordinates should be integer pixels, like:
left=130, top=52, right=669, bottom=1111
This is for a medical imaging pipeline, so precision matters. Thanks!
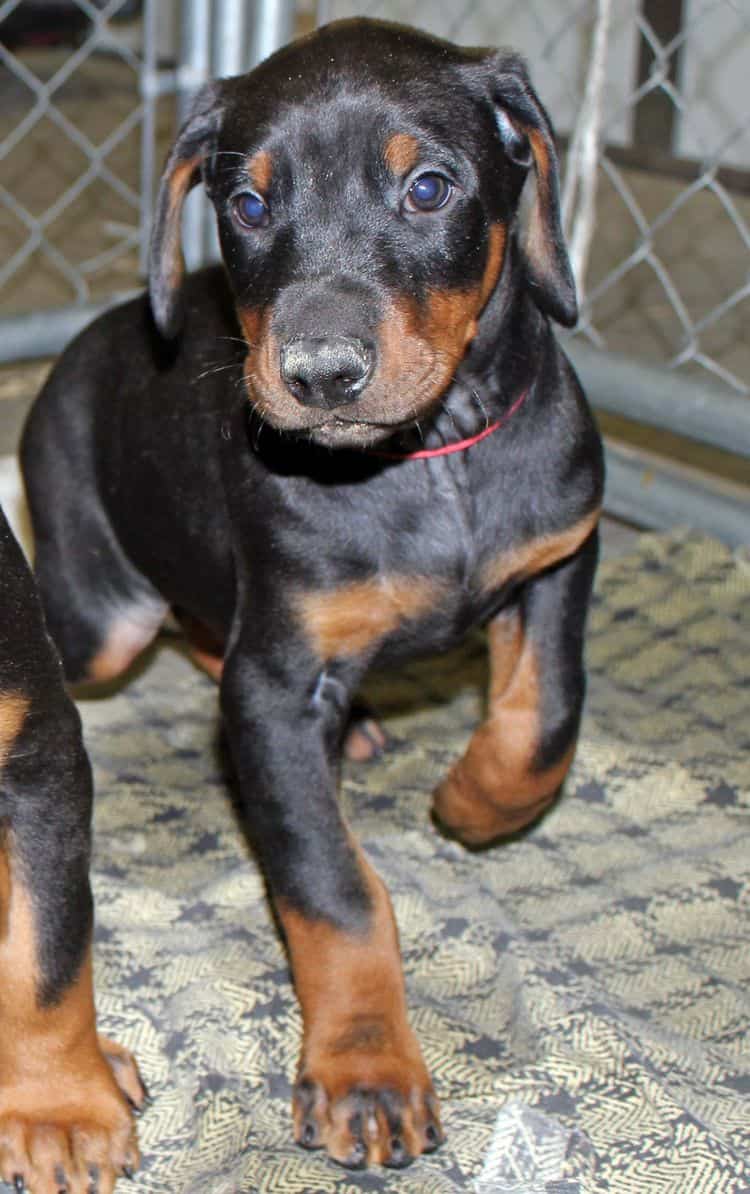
left=21, top=18, right=604, bottom=1170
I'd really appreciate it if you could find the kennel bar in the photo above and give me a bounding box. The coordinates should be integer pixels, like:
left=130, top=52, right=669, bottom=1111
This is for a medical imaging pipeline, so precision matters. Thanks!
left=177, top=0, right=295, bottom=270
left=567, top=343, right=750, bottom=460
left=603, top=441, right=749, bottom=549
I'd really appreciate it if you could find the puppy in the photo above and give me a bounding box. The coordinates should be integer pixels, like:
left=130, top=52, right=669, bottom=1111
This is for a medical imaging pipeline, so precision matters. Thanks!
left=22, top=18, right=603, bottom=1170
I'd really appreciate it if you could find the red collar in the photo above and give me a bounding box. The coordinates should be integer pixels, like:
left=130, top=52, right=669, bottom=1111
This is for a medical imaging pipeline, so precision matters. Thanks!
left=368, top=386, right=528, bottom=461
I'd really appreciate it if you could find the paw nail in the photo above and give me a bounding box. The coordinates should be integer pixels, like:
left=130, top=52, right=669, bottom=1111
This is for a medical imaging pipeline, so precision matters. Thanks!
left=348, top=1140, right=367, bottom=1169
left=425, top=1122, right=442, bottom=1150
left=13, top=1177, right=25, bottom=1193
left=301, top=1122, right=316, bottom=1148
left=123, top=1164, right=136, bottom=1178
left=386, top=1136, right=412, bottom=1168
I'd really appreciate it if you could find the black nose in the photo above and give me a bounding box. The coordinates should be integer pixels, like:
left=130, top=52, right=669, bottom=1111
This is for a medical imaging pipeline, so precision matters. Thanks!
left=280, top=337, right=374, bottom=409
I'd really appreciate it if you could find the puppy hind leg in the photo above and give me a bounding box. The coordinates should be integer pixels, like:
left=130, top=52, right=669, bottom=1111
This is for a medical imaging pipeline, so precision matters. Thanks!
left=83, top=596, right=169, bottom=685
left=31, top=519, right=167, bottom=686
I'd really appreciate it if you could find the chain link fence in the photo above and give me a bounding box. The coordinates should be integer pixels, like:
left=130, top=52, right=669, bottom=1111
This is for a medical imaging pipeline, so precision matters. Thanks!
left=0, top=0, right=164, bottom=325
left=0, top=0, right=748, bottom=539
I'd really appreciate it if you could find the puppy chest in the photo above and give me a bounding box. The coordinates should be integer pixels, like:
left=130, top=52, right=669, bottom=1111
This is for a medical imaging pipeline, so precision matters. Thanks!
left=292, top=502, right=598, bottom=667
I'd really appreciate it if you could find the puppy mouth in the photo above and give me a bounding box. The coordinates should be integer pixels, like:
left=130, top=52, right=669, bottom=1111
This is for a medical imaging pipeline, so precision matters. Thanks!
left=300, top=414, right=416, bottom=450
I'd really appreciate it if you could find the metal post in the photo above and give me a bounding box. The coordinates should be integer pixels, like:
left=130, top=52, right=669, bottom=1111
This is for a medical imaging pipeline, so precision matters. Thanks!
left=138, top=0, right=159, bottom=277
left=213, top=0, right=252, bottom=76
left=250, top=0, right=295, bottom=68
left=177, top=0, right=213, bottom=271
left=567, top=342, right=750, bottom=459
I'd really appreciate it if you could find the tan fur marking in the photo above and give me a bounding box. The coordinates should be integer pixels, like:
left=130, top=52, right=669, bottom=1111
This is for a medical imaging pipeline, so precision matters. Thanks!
left=0, top=850, right=95, bottom=1068
left=0, top=849, right=141, bottom=1178
left=486, top=607, right=525, bottom=702
left=175, top=612, right=225, bottom=683
left=523, top=128, right=554, bottom=269
left=297, top=575, right=443, bottom=661
left=433, top=613, right=574, bottom=844
left=480, top=223, right=507, bottom=305
left=247, top=149, right=272, bottom=193
left=279, top=842, right=437, bottom=1164
left=528, top=128, right=550, bottom=182
left=280, top=850, right=409, bottom=1074
left=480, top=509, right=600, bottom=594
left=239, top=233, right=504, bottom=439
left=0, top=695, right=28, bottom=768
left=238, top=305, right=266, bottom=347
left=420, top=288, right=483, bottom=358
left=383, top=132, right=420, bottom=176
left=164, top=155, right=200, bottom=293
left=167, top=157, right=199, bottom=214
left=0, top=846, right=9, bottom=946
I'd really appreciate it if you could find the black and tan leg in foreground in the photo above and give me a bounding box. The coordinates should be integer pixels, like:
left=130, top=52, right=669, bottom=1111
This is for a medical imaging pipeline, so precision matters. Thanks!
left=220, top=602, right=442, bottom=1170
left=0, top=513, right=145, bottom=1194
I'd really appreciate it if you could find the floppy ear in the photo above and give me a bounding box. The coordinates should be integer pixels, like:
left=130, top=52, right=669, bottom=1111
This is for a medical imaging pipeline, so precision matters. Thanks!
left=148, top=82, right=224, bottom=339
left=486, top=52, right=577, bottom=328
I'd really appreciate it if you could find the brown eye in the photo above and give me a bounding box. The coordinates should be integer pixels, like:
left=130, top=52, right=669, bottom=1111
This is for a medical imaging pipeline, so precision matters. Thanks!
left=233, top=191, right=270, bottom=228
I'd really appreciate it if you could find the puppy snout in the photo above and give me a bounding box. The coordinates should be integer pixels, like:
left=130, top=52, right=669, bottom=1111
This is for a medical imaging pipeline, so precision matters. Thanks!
left=280, top=337, right=375, bottom=410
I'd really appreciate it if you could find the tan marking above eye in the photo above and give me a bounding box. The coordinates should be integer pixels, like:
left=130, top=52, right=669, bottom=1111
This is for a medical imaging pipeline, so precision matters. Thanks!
left=247, top=149, right=272, bottom=193
left=383, top=133, right=420, bottom=176
left=296, top=575, right=445, bottom=661
left=480, top=509, right=600, bottom=595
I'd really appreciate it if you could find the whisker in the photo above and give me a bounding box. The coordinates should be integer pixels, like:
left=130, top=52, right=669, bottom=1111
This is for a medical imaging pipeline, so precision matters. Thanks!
left=216, top=334, right=251, bottom=347
left=470, top=388, right=491, bottom=429
left=194, top=361, right=244, bottom=383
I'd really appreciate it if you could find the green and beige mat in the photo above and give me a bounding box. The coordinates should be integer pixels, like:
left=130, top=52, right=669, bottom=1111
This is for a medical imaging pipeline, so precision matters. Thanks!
left=53, top=532, right=750, bottom=1191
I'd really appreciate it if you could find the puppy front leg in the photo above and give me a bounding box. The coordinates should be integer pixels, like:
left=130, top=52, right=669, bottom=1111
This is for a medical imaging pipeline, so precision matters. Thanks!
left=220, top=640, right=442, bottom=1170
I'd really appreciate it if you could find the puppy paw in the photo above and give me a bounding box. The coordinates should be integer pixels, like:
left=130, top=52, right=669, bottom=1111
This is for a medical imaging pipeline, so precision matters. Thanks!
left=342, top=703, right=388, bottom=762
left=433, top=760, right=558, bottom=845
left=292, top=1032, right=442, bottom=1169
left=0, top=1043, right=141, bottom=1193
left=292, top=1060, right=441, bottom=1170
left=97, top=1036, right=149, bottom=1115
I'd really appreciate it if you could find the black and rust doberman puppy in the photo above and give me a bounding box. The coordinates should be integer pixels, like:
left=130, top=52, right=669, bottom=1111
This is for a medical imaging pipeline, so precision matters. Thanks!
left=0, top=505, right=145, bottom=1193
left=21, top=17, right=603, bottom=1172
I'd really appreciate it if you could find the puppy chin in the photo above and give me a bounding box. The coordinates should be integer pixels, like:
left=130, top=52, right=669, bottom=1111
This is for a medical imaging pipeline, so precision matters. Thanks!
left=306, top=418, right=396, bottom=451
left=249, top=399, right=404, bottom=451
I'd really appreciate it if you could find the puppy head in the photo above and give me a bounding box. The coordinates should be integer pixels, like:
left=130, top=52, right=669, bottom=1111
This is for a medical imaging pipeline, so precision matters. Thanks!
left=149, top=19, right=575, bottom=448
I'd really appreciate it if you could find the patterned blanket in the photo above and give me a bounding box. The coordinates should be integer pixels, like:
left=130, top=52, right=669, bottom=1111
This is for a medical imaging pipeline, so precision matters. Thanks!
left=51, top=532, right=750, bottom=1192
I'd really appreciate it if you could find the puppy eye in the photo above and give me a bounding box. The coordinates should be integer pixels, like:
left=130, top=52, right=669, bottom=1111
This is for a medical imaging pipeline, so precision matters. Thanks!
left=404, top=172, right=453, bottom=213
left=233, top=191, right=270, bottom=229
